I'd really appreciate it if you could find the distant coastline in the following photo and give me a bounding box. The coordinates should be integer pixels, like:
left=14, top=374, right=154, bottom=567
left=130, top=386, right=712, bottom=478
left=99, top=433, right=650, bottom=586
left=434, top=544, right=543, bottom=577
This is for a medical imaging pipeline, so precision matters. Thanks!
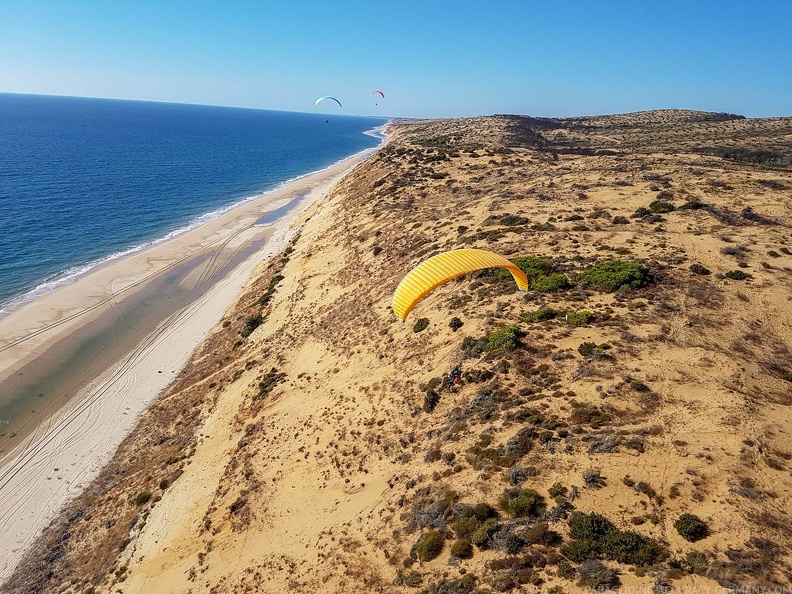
left=0, top=123, right=388, bottom=319
left=0, top=93, right=386, bottom=315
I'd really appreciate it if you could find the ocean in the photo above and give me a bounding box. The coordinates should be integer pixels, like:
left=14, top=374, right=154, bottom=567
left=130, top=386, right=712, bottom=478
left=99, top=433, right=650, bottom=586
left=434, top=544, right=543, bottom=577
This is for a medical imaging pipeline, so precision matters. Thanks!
left=0, top=93, right=384, bottom=314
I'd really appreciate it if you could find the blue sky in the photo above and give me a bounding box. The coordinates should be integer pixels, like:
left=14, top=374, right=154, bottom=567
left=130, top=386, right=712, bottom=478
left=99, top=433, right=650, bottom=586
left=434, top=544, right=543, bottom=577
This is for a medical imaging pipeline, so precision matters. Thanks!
left=1, top=0, right=790, bottom=118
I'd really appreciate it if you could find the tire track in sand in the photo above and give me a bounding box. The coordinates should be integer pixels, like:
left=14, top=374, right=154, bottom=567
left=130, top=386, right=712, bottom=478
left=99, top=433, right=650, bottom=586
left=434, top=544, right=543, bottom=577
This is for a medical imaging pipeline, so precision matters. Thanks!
left=0, top=223, right=264, bottom=580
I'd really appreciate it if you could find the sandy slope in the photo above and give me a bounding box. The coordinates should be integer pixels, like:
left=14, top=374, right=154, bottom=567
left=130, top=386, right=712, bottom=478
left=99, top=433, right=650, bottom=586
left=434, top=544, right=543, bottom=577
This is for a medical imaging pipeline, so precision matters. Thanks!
left=6, top=112, right=792, bottom=594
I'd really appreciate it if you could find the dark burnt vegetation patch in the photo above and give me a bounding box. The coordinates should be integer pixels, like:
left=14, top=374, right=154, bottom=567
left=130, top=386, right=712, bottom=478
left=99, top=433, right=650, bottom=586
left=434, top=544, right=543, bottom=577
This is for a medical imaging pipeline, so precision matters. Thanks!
left=705, top=536, right=792, bottom=589
left=757, top=178, right=788, bottom=190
left=700, top=146, right=792, bottom=169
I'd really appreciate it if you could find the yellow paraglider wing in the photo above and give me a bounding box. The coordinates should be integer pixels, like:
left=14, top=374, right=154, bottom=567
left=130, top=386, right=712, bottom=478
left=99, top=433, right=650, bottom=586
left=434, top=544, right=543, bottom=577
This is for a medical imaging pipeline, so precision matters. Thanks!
left=392, top=249, right=529, bottom=321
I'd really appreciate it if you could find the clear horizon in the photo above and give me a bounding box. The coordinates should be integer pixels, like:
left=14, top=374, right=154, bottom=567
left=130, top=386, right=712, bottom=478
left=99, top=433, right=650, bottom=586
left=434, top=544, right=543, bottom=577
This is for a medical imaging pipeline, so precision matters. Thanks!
left=2, top=0, right=791, bottom=119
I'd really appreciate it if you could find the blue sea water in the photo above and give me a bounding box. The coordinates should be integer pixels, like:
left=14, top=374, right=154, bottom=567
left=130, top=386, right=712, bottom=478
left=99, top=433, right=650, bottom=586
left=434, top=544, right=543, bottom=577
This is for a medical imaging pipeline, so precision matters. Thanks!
left=0, top=93, right=384, bottom=314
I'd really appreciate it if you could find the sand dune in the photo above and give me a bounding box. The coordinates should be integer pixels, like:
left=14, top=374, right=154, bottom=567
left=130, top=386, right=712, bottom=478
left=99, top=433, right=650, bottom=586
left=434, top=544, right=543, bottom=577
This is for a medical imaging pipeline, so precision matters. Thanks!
left=5, top=112, right=792, bottom=593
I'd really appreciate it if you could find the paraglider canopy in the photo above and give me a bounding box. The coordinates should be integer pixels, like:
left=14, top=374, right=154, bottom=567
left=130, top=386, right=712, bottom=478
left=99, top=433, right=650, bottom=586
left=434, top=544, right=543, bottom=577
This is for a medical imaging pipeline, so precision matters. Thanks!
left=315, top=96, right=342, bottom=108
left=372, top=90, right=385, bottom=99
left=392, top=248, right=529, bottom=321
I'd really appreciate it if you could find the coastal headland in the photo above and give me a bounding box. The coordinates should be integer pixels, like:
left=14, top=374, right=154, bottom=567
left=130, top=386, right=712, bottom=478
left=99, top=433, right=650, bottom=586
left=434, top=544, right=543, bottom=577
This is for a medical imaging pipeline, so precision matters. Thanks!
left=4, top=112, right=792, bottom=593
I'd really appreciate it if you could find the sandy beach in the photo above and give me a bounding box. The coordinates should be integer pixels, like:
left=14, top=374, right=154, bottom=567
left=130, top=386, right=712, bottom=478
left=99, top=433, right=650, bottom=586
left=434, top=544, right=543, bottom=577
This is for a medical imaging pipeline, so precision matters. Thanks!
left=0, top=144, right=378, bottom=580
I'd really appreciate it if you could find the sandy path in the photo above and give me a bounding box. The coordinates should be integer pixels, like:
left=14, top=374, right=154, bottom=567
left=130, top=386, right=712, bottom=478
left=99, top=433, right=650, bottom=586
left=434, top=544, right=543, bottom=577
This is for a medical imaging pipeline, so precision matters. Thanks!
left=0, top=145, right=378, bottom=581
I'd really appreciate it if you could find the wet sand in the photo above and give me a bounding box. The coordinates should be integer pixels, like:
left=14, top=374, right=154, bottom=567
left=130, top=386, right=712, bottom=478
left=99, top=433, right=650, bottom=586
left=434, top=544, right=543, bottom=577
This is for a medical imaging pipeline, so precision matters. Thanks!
left=0, top=235, right=266, bottom=456
left=0, top=145, right=377, bottom=579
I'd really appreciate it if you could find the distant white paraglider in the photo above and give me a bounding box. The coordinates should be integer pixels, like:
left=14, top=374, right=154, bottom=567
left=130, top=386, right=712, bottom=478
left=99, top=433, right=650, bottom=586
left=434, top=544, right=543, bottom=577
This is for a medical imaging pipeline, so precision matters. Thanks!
left=314, top=96, right=342, bottom=108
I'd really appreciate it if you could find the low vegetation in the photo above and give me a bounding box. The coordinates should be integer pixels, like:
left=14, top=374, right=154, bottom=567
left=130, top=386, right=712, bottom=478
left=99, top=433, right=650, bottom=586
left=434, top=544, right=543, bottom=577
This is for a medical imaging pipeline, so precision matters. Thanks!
left=240, top=313, right=263, bottom=337
left=674, top=513, right=710, bottom=542
left=414, top=317, right=430, bottom=332
left=411, top=530, right=445, bottom=562
left=578, top=260, right=651, bottom=291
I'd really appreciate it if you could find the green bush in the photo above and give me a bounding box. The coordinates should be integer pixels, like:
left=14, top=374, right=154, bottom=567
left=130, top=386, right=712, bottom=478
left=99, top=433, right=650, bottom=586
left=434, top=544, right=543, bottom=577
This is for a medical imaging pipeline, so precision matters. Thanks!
left=685, top=551, right=709, bottom=574
left=411, top=530, right=445, bottom=562
left=612, top=216, right=630, bottom=224
left=421, top=574, right=477, bottom=594
left=498, top=488, right=546, bottom=518
left=690, top=263, right=711, bottom=275
left=570, top=403, right=610, bottom=428
left=452, top=516, right=480, bottom=539
left=471, top=518, right=499, bottom=549
left=240, top=313, right=263, bottom=337
left=578, top=260, right=651, bottom=291
left=485, top=325, right=522, bottom=352
left=450, top=538, right=474, bottom=559
left=564, top=513, right=666, bottom=567
left=521, top=306, right=558, bottom=322
left=134, top=491, right=153, bottom=506
left=579, top=341, right=611, bottom=357
left=461, top=336, right=486, bottom=356
left=398, top=569, right=423, bottom=587
left=674, top=513, right=709, bottom=542
left=725, top=270, right=751, bottom=281
left=423, top=389, right=440, bottom=413
left=258, top=369, right=286, bottom=398
left=510, top=256, right=554, bottom=279
left=548, top=483, right=568, bottom=498
left=530, top=273, right=570, bottom=292
left=522, top=522, right=561, bottom=546
left=560, top=538, right=599, bottom=562
left=679, top=198, right=707, bottom=210
left=602, top=530, right=666, bottom=565
left=557, top=560, right=576, bottom=580
left=449, top=317, right=464, bottom=331
left=635, top=481, right=656, bottom=498
left=566, top=310, right=595, bottom=326
left=470, top=502, right=499, bottom=521
left=414, top=318, right=430, bottom=333
left=649, top=200, right=676, bottom=213
left=259, top=274, right=285, bottom=306
left=414, top=135, right=451, bottom=147
left=499, top=531, right=526, bottom=555
left=568, top=512, right=615, bottom=540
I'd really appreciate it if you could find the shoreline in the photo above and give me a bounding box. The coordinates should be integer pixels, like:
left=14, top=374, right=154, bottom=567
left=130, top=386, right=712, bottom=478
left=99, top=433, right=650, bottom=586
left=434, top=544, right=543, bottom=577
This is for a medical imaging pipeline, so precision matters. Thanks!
left=0, top=125, right=387, bottom=319
left=0, top=137, right=384, bottom=580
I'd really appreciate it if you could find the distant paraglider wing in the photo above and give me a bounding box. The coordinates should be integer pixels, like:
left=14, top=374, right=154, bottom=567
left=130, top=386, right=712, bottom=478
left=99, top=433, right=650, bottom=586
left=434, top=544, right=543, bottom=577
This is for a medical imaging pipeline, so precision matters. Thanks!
left=392, top=249, right=529, bottom=321
left=372, top=90, right=385, bottom=99
left=315, top=96, right=342, bottom=108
